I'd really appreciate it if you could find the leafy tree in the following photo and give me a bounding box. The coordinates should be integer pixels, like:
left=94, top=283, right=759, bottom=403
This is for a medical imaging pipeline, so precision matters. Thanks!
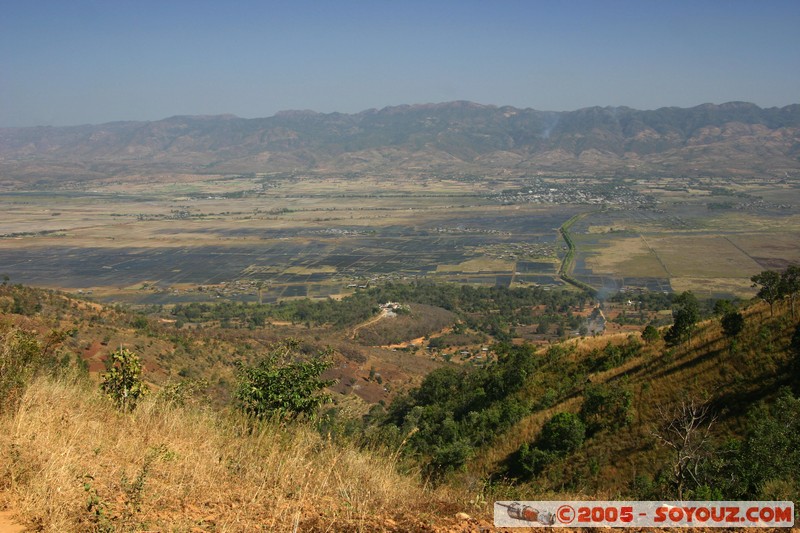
left=515, top=442, right=554, bottom=478
left=100, top=347, right=150, bottom=412
left=641, top=323, right=660, bottom=344
left=413, top=367, right=463, bottom=406
left=780, top=265, right=800, bottom=319
left=235, top=339, right=334, bottom=420
left=739, top=389, right=800, bottom=498
left=721, top=311, right=745, bottom=338
left=538, top=412, right=586, bottom=454
left=382, top=343, right=541, bottom=474
left=713, top=299, right=735, bottom=316
left=698, top=389, right=800, bottom=507
left=430, top=438, right=473, bottom=473
left=580, top=383, right=633, bottom=434
left=513, top=412, right=585, bottom=479
left=751, top=270, right=782, bottom=317
left=665, top=291, right=700, bottom=346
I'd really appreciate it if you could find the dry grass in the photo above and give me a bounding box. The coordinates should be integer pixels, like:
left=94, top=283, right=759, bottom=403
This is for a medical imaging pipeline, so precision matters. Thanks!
left=0, top=377, right=475, bottom=532
left=583, top=236, right=669, bottom=278
left=649, top=235, right=763, bottom=278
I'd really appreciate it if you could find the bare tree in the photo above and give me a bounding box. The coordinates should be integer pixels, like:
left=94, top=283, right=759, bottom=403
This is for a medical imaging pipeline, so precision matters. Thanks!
left=651, top=399, right=717, bottom=499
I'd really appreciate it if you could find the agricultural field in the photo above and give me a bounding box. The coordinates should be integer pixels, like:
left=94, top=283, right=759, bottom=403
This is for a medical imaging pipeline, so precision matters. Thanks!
left=568, top=178, right=800, bottom=298
left=1, top=172, right=798, bottom=304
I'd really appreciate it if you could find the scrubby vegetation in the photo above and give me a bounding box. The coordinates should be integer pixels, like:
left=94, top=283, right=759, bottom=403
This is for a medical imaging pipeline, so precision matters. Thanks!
left=466, top=269, right=799, bottom=508
left=379, top=343, right=538, bottom=476
left=354, top=303, right=455, bottom=345
left=171, top=281, right=593, bottom=342
left=234, top=339, right=335, bottom=420
left=2, top=266, right=800, bottom=528
left=100, top=347, right=150, bottom=412
left=0, top=319, right=485, bottom=531
left=1, top=377, right=474, bottom=531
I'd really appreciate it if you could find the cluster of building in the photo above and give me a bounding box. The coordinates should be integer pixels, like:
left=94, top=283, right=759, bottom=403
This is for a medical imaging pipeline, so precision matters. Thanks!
left=492, top=181, right=654, bottom=207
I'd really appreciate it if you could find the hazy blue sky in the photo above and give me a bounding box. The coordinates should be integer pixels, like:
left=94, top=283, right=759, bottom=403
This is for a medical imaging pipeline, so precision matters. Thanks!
left=2, top=0, right=798, bottom=127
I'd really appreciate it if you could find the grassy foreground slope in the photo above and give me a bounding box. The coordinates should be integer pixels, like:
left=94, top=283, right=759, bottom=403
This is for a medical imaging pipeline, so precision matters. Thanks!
left=0, top=377, right=488, bottom=532
left=2, top=282, right=799, bottom=530
left=0, top=286, right=491, bottom=532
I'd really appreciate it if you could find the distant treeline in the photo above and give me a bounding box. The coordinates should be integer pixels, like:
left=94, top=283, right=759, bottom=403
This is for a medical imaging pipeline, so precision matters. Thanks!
left=170, top=281, right=594, bottom=339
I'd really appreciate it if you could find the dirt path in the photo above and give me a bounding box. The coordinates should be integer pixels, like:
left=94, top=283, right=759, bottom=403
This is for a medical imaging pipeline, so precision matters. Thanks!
left=383, top=326, right=453, bottom=349
left=350, top=308, right=389, bottom=338
left=0, top=510, right=25, bottom=533
left=0, top=491, right=25, bottom=532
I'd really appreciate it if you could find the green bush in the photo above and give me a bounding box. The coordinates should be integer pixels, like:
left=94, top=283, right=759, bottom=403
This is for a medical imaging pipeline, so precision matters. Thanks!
left=512, top=412, right=585, bottom=479
left=700, top=388, right=800, bottom=510
left=235, top=339, right=334, bottom=420
left=721, top=311, right=745, bottom=338
left=538, top=412, right=586, bottom=454
left=515, top=442, right=555, bottom=477
left=0, top=326, right=69, bottom=412
left=641, top=324, right=659, bottom=344
left=580, top=383, right=633, bottom=434
left=665, top=291, right=700, bottom=345
left=100, top=347, right=150, bottom=412
left=0, top=327, right=43, bottom=412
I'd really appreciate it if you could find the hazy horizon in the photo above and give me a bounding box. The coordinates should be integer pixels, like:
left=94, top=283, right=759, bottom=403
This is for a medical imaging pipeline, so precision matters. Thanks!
left=2, top=0, right=799, bottom=128
left=4, top=99, right=800, bottom=130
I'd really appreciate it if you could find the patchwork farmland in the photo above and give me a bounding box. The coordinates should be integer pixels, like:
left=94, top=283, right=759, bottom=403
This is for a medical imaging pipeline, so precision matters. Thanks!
left=1, top=173, right=798, bottom=304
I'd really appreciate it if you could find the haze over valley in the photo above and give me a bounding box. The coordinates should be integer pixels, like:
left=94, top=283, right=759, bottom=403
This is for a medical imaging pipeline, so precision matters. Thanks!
left=2, top=101, right=799, bottom=305
left=2, top=2, right=799, bottom=531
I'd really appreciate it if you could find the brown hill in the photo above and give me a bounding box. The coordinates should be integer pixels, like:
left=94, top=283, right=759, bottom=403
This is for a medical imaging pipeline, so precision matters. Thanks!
left=2, top=101, right=799, bottom=185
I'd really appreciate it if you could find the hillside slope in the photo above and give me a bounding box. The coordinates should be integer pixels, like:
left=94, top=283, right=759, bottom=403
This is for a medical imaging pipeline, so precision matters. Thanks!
left=2, top=283, right=798, bottom=529
left=372, top=288, right=798, bottom=507
left=472, top=300, right=799, bottom=500
left=0, top=291, right=494, bottom=531
left=0, top=378, right=499, bottom=532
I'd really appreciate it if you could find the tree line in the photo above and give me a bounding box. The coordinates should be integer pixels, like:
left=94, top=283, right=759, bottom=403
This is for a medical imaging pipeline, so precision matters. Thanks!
left=171, top=281, right=595, bottom=340
left=751, top=265, right=800, bottom=318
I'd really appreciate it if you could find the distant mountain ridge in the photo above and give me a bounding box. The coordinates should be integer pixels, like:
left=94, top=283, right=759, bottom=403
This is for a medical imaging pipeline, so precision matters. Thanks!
left=2, top=101, right=799, bottom=181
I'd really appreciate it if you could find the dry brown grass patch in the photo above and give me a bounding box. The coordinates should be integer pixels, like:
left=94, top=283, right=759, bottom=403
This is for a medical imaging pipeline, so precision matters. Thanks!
left=0, top=377, right=468, bottom=532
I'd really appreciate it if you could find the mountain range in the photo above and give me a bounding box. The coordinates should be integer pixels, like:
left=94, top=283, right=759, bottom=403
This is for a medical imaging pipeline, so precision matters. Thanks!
left=2, top=101, right=799, bottom=182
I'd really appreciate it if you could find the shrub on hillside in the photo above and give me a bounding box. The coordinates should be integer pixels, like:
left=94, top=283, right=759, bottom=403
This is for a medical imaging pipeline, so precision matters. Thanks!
left=100, top=347, right=150, bottom=412
left=641, top=324, right=659, bottom=344
left=665, top=291, right=700, bottom=346
left=580, top=383, right=633, bottom=434
left=382, top=343, right=538, bottom=474
left=235, top=339, right=335, bottom=420
left=0, top=327, right=42, bottom=412
left=721, top=311, right=745, bottom=338
left=538, top=412, right=586, bottom=454
left=584, top=337, right=642, bottom=372
left=512, top=412, right=586, bottom=479
left=0, top=326, right=68, bottom=413
left=696, top=388, right=800, bottom=508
